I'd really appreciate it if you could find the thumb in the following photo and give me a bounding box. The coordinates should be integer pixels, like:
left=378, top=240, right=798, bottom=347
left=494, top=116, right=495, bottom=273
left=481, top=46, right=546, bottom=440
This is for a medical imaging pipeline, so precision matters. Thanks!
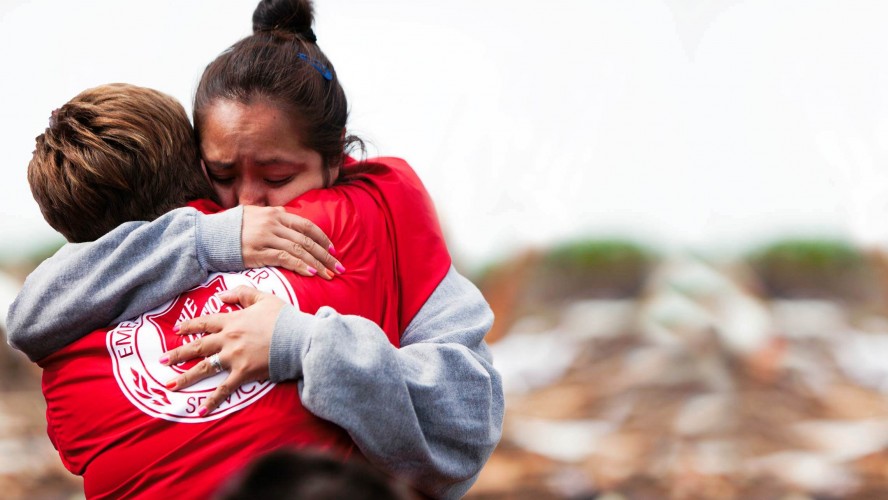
left=217, top=285, right=265, bottom=307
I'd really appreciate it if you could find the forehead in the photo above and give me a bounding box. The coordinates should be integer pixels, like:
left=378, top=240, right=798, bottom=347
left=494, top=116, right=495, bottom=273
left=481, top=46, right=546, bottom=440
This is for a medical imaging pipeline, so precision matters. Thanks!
left=199, top=99, right=306, bottom=161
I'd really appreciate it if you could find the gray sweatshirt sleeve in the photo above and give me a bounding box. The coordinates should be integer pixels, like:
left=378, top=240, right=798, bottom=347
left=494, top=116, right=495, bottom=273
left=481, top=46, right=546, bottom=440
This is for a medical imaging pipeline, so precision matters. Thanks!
left=269, top=266, right=504, bottom=499
left=6, top=206, right=244, bottom=361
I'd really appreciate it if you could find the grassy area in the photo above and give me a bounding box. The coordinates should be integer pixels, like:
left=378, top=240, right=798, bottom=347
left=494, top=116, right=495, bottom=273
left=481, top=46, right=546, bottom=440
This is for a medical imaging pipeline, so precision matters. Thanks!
left=476, top=238, right=657, bottom=306
left=746, top=238, right=879, bottom=301
left=535, top=239, right=656, bottom=300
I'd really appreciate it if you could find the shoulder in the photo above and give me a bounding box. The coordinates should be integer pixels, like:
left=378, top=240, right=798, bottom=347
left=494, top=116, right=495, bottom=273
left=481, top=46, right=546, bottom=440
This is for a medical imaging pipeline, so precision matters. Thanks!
left=342, top=157, right=439, bottom=221
left=285, top=183, right=388, bottom=256
left=288, top=183, right=379, bottom=219
left=343, top=156, right=425, bottom=188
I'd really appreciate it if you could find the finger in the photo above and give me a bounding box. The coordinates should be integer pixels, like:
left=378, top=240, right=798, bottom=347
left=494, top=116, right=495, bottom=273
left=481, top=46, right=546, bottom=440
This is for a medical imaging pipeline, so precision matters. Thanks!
left=165, top=354, right=224, bottom=392
left=269, top=227, right=336, bottom=279
left=216, top=285, right=266, bottom=308
left=175, top=313, right=229, bottom=336
left=256, top=248, right=320, bottom=277
left=198, top=377, right=239, bottom=416
left=277, top=225, right=344, bottom=276
left=272, top=208, right=344, bottom=277
left=242, top=207, right=331, bottom=276
left=280, top=208, right=332, bottom=250
left=160, top=334, right=222, bottom=366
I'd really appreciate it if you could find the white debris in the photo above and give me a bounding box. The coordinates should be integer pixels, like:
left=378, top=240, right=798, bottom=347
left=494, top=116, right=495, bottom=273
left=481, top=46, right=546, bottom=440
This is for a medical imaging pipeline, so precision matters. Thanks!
left=672, top=393, right=734, bottom=437
left=692, top=440, right=739, bottom=475
left=490, top=330, right=579, bottom=395
left=833, top=331, right=888, bottom=394
left=507, top=416, right=615, bottom=463
left=636, top=292, right=714, bottom=346
left=771, top=300, right=848, bottom=339
left=560, top=300, right=636, bottom=340
left=711, top=290, right=773, bottom=355
left=746, top=452, right=858, bottom=496
left=792, top=419, right=888, bottom=462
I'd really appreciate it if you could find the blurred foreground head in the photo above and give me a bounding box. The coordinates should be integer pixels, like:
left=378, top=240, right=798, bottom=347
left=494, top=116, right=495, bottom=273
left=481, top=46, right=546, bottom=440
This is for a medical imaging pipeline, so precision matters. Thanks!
left=218, top=450, right=414, bottom=500
left=28, top=83, right=215, bottom=242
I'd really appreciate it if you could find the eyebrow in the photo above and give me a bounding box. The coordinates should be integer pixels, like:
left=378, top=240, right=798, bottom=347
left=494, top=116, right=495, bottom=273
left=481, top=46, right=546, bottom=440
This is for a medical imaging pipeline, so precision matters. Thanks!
left=203, top=158, right=307, bottom=169
left=255, top=157, right=304, bottom=167
left=204, top=161, right=234, bottom=170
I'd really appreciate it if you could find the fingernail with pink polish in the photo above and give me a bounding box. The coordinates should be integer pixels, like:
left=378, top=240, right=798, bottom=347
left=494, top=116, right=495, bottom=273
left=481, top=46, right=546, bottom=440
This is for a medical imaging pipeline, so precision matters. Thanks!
left=198, top=407, right=208, bottom=417
left=159, top=355, right=170, bottom=365
left=335, top=263, right=346, bottom=274
left=328, top=244, right=337, bottom=256
left=172, top=323, right=180, bottom=333
left=307, top=266, right=318, bottom=276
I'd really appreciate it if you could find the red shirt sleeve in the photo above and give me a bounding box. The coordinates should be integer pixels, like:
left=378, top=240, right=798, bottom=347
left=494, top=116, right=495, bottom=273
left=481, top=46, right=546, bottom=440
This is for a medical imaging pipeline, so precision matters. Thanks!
left=339, top=157, right=453, bottom=333
left=281, top=184, right=400, bottom=345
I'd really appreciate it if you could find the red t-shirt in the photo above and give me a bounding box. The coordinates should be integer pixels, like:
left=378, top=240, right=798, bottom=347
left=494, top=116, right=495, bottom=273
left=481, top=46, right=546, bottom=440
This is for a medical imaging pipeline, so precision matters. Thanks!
left=339, top=157, right=452, bottom=333
left=39, top=159, right=451, bottom=499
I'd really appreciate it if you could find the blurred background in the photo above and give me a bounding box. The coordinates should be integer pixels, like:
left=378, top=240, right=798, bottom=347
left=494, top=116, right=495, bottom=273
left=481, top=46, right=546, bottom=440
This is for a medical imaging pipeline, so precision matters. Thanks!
left=5, top=0, right=888, bottom=498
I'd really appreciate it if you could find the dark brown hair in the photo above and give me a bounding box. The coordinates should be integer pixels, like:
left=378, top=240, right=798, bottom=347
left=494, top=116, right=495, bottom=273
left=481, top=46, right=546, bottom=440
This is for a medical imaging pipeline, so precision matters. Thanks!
left=194, top=0, right=361, bottom=186
left=28, top=83, right=216, bottom=242
left=219, top=450, right=414, bottom=500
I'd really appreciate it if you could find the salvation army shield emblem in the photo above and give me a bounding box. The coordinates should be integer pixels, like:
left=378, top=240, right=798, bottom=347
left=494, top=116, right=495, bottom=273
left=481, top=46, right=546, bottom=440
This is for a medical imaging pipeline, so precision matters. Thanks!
left=107, top=268, right=298, bottom=423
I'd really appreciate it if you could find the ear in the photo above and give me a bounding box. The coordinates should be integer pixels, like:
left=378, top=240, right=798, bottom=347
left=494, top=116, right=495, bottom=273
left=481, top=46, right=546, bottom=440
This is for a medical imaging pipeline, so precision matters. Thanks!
left=327, top=164, right=341, bottom=186
left=325, top=128, right=347, bottom=185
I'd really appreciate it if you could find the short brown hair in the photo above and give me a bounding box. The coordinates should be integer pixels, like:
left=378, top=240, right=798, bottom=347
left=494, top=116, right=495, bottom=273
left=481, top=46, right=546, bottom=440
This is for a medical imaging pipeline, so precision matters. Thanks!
left=28, top=83, right=216, bottom=242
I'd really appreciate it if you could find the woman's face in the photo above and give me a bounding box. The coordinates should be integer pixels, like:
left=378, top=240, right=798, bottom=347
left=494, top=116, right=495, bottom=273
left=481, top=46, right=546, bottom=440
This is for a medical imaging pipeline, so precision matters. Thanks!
left=199, top=99, right=331, bottom=208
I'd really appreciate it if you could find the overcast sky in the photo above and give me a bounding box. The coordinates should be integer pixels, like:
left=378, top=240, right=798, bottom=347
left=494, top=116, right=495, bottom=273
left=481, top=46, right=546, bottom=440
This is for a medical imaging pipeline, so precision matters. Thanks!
left=3, top=0, right=888, bottom=266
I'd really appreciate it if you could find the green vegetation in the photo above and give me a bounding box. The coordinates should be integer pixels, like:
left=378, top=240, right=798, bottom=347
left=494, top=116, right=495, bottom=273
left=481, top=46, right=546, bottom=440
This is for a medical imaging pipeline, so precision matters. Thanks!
left=747, top=238, right=877, bottom=301
left=532, top=238, right=656, bottom=301
left=544, top=239, right=653, bottom=269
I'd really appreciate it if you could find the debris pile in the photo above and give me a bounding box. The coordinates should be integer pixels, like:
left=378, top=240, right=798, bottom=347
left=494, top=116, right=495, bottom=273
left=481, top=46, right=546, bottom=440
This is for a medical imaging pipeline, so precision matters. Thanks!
left=0, top=326, right=82, bottom=499
left=470, top=255, right=888, bottom=499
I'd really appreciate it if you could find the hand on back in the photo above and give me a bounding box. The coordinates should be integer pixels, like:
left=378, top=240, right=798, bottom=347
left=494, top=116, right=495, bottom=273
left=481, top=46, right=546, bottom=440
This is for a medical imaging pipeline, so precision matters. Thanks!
left=160, top=285, right=283, bottom=416
left=241, top=206, right=345, bottom=279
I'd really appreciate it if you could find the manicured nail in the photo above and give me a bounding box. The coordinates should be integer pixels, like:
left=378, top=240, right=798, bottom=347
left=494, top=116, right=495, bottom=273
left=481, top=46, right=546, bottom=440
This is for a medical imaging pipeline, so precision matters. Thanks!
left=217, top=290, right=235, bottom=300
left=328, top=244, right=337, bottom=256
left=307, top=266, right=318, bottom=276
left=165, top=380, right=176, bottom=390
left=334, top=263, right=346, bottom=274
left=198, top=407, right=208, bottom=417
left=159, top=355, right=170, bottom=365
left=172, top=323, right=180, bottom=333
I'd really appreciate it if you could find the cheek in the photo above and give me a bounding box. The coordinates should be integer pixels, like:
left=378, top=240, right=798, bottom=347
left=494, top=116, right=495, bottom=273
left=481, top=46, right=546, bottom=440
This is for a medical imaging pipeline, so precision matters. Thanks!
left=268, top=175, right=325, bottom=206
left=212, top=184, right=238, bottom=209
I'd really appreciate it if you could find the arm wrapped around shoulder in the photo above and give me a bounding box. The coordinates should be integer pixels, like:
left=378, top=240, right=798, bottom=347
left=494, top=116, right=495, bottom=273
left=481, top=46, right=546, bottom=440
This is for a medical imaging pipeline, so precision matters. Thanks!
left=271, top=267, right=503, bottom=499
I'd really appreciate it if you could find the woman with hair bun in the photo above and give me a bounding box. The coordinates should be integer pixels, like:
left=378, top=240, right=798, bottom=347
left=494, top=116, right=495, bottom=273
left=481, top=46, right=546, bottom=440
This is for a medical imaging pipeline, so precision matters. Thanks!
left=9, top=0, right=503, bottom=498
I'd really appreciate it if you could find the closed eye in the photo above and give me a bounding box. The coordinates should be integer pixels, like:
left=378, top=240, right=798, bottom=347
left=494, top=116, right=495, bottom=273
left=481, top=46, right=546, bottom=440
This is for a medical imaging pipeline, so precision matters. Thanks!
left=265, top=176, right=295, bottom=186
left=207, top=173, right=235, bottom=186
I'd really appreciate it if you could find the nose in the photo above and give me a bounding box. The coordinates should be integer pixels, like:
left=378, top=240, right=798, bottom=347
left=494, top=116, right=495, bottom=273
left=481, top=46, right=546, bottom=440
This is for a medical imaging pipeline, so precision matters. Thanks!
left=237, top=180, right=268, bottom=207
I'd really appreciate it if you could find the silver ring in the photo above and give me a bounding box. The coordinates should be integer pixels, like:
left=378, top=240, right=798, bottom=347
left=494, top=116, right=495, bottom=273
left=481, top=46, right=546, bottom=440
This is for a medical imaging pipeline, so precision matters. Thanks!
left=208, top=353, right=224, bottom=374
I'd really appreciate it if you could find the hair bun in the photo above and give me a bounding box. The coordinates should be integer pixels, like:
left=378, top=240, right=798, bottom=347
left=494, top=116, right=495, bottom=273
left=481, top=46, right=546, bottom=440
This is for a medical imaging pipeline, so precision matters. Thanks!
left=252, top=0, right=316, bottom=40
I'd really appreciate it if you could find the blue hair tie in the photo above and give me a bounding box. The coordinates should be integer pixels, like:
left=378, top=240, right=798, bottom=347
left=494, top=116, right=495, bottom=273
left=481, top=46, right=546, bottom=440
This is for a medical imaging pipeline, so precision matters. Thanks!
left=297, top=53, right=333, bottom=81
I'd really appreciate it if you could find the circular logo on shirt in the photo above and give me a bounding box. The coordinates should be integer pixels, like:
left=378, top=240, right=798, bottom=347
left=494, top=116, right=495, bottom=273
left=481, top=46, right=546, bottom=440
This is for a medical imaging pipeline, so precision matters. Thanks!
left=106, top=268, right=298, bottom=423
